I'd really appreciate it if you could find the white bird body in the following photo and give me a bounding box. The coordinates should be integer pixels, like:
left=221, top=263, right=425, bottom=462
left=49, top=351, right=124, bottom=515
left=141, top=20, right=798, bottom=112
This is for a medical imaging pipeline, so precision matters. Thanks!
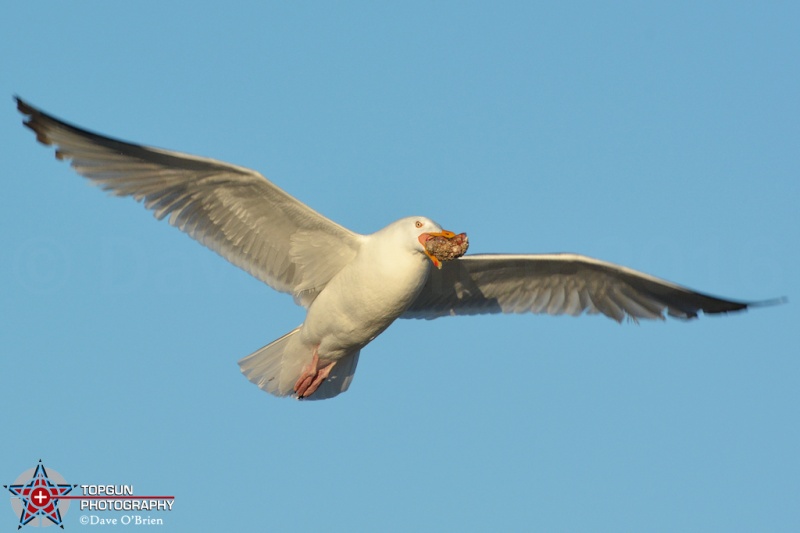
left=302, top=219, right=434, bottom=356
left=246, top=219, right=438, bottom=398
left=15, top=97, right=782, bottom=401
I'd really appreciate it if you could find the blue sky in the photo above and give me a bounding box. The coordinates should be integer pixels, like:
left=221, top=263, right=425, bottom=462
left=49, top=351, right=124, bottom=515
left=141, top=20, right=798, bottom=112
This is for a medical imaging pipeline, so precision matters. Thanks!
left=2, top=2, right=798, bottom=531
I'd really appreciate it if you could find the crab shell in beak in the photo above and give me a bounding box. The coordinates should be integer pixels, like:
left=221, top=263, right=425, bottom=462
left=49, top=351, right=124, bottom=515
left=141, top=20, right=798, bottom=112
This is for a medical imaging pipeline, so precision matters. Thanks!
left=418, top=230, right=457, bottom=269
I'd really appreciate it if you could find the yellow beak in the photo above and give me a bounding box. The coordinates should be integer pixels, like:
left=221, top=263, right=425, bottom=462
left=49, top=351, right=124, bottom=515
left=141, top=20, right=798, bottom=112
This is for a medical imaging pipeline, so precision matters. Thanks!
left=418, top=230, right=457, bottom=269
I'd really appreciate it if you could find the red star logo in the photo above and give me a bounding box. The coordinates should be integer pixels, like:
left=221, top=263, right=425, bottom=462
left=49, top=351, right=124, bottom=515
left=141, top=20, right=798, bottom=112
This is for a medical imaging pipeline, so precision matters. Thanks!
left=5, top=460, right=75, bottom=529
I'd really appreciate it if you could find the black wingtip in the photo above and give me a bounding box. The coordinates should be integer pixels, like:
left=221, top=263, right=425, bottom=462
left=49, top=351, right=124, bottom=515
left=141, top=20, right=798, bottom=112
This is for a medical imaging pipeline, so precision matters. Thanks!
left=14, top=95, right=34, bottom=116
left=14, top=97, right=58, bottom=148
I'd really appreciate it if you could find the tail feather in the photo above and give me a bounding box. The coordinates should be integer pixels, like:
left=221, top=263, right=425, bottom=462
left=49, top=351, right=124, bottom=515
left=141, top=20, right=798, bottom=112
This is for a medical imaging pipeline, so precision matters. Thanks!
left=238, top=327, right=360, bottom=400
left=238, top=327, right=305, bottom=397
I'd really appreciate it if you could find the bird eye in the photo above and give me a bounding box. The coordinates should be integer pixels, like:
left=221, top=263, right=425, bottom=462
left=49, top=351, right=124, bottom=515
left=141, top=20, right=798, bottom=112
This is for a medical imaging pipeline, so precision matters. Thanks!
left=415, top=220, right=423, bottom=228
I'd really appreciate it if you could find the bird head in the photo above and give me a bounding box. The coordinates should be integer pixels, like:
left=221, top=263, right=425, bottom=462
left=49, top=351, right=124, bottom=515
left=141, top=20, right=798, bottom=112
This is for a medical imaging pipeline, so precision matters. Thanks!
left=408, top=217, right=462, bottom=269
left=373, top=217, right=465, bottom=269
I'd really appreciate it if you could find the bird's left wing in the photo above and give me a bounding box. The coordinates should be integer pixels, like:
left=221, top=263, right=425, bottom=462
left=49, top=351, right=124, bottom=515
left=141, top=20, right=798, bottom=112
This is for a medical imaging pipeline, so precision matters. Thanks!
left=403, top=253, right=771, bottom=322
left=16, top=97, right=360, bottom=306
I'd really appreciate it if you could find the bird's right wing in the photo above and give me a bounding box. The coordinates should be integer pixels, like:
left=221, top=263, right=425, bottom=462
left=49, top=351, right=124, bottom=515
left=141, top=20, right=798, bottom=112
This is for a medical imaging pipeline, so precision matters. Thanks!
left=17, top=97, right=361, bottom=306
left=404, top=253, right=776, bottom=322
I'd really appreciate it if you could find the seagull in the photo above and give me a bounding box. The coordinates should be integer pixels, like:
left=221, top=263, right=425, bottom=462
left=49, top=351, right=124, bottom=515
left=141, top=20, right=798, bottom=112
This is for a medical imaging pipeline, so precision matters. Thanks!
left=15, top=97, right=781, bottom=400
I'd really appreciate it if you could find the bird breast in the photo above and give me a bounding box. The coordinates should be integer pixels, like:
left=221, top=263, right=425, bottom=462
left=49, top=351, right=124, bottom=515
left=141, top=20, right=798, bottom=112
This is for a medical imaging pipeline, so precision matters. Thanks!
left=300, top=243, right=431, bottom=359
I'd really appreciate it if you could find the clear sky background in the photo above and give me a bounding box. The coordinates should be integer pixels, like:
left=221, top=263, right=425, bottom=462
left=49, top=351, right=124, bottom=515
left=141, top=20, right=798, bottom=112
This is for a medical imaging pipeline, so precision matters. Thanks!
left=2, top=2, right=798, bottom=531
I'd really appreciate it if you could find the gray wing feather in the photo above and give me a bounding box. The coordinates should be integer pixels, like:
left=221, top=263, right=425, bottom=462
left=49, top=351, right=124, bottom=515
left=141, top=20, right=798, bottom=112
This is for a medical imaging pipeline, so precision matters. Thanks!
left=404, top=253, right=760, bottom=322
left=16, top=97, right=360, bottom=304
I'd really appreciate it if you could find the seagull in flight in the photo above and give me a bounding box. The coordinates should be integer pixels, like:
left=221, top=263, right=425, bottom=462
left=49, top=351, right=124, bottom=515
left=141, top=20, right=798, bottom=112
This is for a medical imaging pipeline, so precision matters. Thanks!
left=15, top=97, right=781, bottom=400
